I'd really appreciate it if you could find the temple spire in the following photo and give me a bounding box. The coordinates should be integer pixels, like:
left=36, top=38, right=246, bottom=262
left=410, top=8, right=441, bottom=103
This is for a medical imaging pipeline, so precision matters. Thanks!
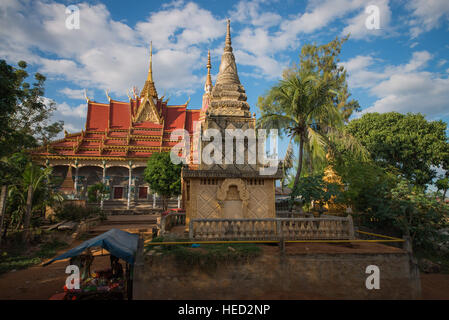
left=225, top=19, right=232, bottom=52
left=147, top=41, right=153, bottom=82
left=208, top=19, right=250, bottom=117
left=204, top=50, right=213, bottom=93
left=141, top=41, right=158, bottom=98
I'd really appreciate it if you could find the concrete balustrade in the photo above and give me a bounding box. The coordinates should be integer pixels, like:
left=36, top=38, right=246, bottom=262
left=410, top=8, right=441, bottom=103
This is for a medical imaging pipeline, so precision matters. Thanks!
left=189, top=216, right=355, bottom=241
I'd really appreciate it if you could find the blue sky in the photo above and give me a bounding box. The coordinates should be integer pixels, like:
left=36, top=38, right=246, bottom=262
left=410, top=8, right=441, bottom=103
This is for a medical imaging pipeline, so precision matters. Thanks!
left=1, top=0, right=449, bottom=161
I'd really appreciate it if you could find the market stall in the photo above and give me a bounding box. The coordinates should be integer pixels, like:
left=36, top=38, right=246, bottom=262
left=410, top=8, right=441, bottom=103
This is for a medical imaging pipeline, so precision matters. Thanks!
left=44, top=229, right=139, bottom=300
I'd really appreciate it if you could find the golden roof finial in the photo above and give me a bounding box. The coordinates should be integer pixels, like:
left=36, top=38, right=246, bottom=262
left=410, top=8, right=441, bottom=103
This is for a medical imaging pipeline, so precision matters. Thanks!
left=84, top=89, right=90, bottom=103
left=147, top=41, right=153, bottom=82
left=205, top=50, right=213, bottom=93
left=141, top=41, right=158, bottom=98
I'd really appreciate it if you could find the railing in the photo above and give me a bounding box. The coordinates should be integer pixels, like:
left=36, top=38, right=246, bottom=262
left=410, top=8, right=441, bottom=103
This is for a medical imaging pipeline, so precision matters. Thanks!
left=160, top=212, right=186, bottom=235
left=189, top=216, right=354, bottom=241
left=276, top=211, right=314, bottom=218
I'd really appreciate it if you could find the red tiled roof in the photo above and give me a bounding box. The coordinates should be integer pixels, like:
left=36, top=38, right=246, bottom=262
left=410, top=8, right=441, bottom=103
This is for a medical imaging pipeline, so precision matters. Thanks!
left=86, top=103, right=109, bottom=130
left=33, top=97, right=202, bottom=160
left=110, top=101, right=131, bottom=128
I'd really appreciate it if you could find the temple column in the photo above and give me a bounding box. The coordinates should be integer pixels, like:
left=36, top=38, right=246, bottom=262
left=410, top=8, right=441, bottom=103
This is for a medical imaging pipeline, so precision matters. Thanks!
left=153, top=193, right=156, bottom=208
left=74, top=160, right=79, bottom=198
left=177, top=195, right=181, bottom=209
left=127, top=161, right=132, bottom=210
left=101, top=160, right=106, bottom=210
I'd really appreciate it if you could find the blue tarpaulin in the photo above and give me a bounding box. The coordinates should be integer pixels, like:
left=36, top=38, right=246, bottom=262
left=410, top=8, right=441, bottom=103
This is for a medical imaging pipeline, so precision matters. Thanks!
left=43, top=229, right=139, bottom=266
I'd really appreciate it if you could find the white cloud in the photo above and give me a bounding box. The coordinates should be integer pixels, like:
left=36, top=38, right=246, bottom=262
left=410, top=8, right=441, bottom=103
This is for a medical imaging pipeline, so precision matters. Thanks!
left=56, top=102, right=87, bottom=118
left=59, top=88, right=86, bottom=100
left=343, top=51, right=449, bottom=118
left=340, top=55, right=386, bottom=88
left=63, top=122, right=82, bottom=133
left=0, top=0, right=224, bottom=98
left=280, top=0, right=365, bottom=34
left=231, top=0, right=282, bottom=28
left=407, top=0, right=449, bottom=38
left=437, top=59, right=447, bottom=67
left=410, top=42, right=419, bottom=48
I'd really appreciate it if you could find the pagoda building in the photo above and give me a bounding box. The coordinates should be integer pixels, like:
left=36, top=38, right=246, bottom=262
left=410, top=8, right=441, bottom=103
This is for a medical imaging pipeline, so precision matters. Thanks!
left=31, top=42, right=204, bottom=207
left=181, top=20, right=282, bottom=225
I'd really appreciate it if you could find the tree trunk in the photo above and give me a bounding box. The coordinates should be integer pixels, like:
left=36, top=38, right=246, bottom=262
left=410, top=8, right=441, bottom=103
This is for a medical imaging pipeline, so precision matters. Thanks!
left=290, top=137, right=304, bottom=213
left=0, top=185, right=8, bottom=246
left=162, top=195, right=168, bottom=212
left=23, top=185, right=33, bottom=243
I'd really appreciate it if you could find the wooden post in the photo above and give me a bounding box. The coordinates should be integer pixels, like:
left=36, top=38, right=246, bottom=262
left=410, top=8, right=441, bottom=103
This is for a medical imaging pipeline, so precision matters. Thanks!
left=0, top=185, right=8, bottom=246
left=347, top=215, right=355, bottom=239
left=189, top=220, right=193, bottom=239
left=276, top=219, right=285, bottom=254
left=403, top=235, right=422, bottom=299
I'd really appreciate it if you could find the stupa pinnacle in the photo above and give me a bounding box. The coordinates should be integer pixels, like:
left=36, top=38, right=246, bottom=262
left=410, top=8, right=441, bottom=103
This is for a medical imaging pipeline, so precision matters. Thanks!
left=209, top=19, right=251, bottom=117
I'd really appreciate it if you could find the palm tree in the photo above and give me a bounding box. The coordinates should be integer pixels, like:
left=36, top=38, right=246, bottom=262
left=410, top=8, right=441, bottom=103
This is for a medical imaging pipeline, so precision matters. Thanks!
left=257, top=69, right=344, bottom=194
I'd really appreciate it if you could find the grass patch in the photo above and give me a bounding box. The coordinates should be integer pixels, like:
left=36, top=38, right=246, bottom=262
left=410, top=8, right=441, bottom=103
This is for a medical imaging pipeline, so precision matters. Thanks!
left=145, top=238, right=262, bottom=274
left=0, top=239, right=68, bottom=275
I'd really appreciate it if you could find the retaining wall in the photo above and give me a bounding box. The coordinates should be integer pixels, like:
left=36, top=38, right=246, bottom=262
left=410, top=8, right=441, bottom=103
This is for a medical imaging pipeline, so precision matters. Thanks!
left=133, top=244, right=421, bottom=300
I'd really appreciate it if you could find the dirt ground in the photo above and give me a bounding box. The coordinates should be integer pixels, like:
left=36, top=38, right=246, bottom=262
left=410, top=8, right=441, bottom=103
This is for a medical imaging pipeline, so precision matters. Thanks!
left=0, top=244, right=111, bottom=300
left=0, top=241, right=447, bottom=299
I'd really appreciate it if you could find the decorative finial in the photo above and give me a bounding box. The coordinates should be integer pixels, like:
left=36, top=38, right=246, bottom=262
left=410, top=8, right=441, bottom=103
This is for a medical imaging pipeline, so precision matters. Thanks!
left=147, top=41, right=153, bottom=82
left=105, top=89, right=111, bottom=102
left=140, top=42, right=158, bottom=98
left=84, top=89, right=90, bottom=102
left=205, top=50, right=213, bottom=93
left=225, top=19, right=232, bottom=52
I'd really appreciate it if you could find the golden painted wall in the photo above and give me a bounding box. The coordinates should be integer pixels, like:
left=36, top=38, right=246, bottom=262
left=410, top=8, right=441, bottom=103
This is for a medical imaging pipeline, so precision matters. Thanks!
left=185, top=178, right=275, bottom=227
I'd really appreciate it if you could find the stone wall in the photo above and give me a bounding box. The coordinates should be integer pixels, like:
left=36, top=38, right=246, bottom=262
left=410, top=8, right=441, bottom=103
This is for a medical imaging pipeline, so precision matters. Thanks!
left=133, top=247, right=421, bottom=300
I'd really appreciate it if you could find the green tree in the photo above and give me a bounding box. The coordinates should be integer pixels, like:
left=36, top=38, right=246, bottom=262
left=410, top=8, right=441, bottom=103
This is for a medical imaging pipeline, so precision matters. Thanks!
left=0, top=60, right=63, bottom=179
left=292, top=174, right=343, bottom=215
left=294, top=35, right=360, bottom=121
left=435, top=177, right=449, bottom=200
left=257, top=69, right=343, bottom=194
left=87, top=183, right=109, bottom=203
left=257, top=37, right=362, bottom=197
left=380, top=180, right=448, bottom=249
left=144, top=152, right=182, bottom=211
left=6, top=162, right=61, bottom=242
left=347, top=112, right=449, bottom=187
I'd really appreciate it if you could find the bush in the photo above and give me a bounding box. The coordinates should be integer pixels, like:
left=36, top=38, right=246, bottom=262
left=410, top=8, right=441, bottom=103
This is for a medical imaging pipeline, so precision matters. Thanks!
left=360, top=180, right=449, bottom=250
left=0, top=239, right=68, bottom=274
left=54, top=203, right=102, bottom=222
left=87, top=183, right=108, bottom=203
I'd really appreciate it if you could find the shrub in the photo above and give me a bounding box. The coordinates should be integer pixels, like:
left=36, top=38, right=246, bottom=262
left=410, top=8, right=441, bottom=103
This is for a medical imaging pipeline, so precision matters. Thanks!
left=54, top=203, right=101, bottom=222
